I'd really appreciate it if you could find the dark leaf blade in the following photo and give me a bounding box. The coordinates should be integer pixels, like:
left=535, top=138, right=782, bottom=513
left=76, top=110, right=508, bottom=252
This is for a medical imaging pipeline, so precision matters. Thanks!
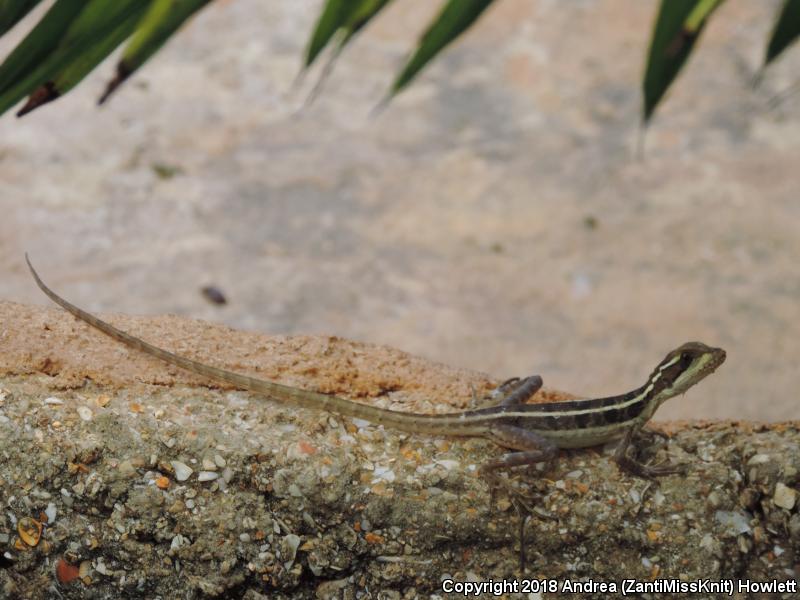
left=303, top=0, right=392, bottom=104
left=0, top=0, right=42, bottom=36
left=340, top=0, right=392, bottom=44
left=0, top=0, right=85, bottom=96
left=765, top=0, right=800, bottom=65
left=642, top=0, right=724, bottom=124
left=390, top=0, right=495, bottom=98
left=19, top=4, right=147, bottom=116
left=305, top=0, right=351, bottom=68
left=0, top=0, right=143, bottom=117
left=100, top=0, right=212, bottom=104
left=684, top=0, right=725, bottom=33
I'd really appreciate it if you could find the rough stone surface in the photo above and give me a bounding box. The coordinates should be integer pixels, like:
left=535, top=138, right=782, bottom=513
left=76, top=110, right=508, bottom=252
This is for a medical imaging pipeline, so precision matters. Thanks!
left=0, top=303, right=798, bottom=598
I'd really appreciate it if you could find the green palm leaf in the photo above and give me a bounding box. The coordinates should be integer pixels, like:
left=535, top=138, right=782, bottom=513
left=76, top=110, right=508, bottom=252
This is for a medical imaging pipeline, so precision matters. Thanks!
left=99, top=0, right=212, bottom=104
left=0, top=0, right=146, bottom=117
left=642, top=0, right=725, bottom=124
left=1, top=0, right=799, bottom=123
left=390, top=0, right=495, bottom=97
left=0, top=0, right=42, bottom=36
left=0, top=0, right=84, bottom=96
left=765, top=0, right=800, bottom=65
left=305, top=0, right=352, bottom=68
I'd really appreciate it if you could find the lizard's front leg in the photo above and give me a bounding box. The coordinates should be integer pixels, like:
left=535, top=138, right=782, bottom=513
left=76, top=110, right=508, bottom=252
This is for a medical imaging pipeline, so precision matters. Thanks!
left=477, top=375, right=543, bottom=409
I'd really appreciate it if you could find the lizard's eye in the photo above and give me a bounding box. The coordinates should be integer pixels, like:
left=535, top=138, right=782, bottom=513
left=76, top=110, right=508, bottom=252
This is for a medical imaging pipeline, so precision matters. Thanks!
left=680, top=352, right=693, bottom=365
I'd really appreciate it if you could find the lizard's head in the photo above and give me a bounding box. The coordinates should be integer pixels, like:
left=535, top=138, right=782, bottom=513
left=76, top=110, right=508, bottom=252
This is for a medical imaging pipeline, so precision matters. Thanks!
left=648, top=341, right=726, bottom=401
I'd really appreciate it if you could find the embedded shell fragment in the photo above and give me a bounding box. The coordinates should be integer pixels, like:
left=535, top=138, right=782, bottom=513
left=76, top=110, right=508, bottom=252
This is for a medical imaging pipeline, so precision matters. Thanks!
left=17, top=517, right=42, bottom=547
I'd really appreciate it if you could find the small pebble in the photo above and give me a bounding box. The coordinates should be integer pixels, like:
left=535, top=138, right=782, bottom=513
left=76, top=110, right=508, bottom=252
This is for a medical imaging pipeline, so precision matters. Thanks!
left=214, top=455, right=226, bottom=468
left=774, top=482, right=797, bottom=510
left=198, top=471, right=219, bottom=482
left=372, top=466, right=395, bottom=482
left=434, top=460, right=460, bottom=471
left=44, top=397, right=64, bottom=405
left=95, top=560, right=109, bottom=576
left=283, top=534, right=301, bottom=568
left=44, top=503, right=57, bottom=524
left=56, top=559, right=80, bottom=584
left=747, top=454, right=770, bottom=465
left=706, top=491, right=722, bottom=509
left=788, top=514, right=800, bottom=540
left=171, top=461, right=193, bottom=482
left=201, top=285, right=227, bottom=305
left=170, top=534, right=188, bottom=550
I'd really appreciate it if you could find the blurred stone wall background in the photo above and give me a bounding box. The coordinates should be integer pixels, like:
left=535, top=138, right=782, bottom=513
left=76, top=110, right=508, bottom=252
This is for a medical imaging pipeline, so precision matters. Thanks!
left=2, top=0, right=798, bottom=420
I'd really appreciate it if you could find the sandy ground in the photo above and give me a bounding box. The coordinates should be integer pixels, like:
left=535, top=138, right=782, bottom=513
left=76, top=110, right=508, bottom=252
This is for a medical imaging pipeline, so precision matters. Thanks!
left=1, top=0, right=799, bottom=420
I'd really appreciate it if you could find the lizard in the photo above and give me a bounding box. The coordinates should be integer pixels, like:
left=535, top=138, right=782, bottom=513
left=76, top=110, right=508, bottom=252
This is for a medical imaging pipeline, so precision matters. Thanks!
left=26, top=254, right=725, bottom=478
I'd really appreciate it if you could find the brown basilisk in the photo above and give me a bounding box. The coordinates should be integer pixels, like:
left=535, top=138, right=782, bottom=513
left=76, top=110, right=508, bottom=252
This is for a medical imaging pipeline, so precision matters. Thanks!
left=26, top=255, right=725, bottom=479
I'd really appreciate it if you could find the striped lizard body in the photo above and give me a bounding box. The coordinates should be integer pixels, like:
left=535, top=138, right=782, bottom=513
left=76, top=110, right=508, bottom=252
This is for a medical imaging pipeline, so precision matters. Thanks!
left=26, top=255, right=725, bottom=478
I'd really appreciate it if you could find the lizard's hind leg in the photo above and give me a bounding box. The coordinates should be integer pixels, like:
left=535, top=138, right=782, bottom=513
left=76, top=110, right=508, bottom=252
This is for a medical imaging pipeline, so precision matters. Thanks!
left=479, top=422, right=556, bottom=575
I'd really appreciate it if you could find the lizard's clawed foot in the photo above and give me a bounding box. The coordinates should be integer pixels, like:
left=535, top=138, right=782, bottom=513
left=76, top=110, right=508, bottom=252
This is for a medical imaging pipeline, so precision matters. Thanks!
left=637, top=427, right=671, bottom=443
left=643, top=459, right=686, bottom=477
left=482, top=375, right=543, bottom=408
left=481, top=466, right=518, bottom=510
left=479, top=468, right=533, bottom=574
left=615, top=455, right=685, bottom=479
left=492, top=377, right=523, bottom=399
left=614, top=425, right=687, bottom=480
left=472, top=377, right=522, bottom=408
left=481, top=466, right=531, bottom=512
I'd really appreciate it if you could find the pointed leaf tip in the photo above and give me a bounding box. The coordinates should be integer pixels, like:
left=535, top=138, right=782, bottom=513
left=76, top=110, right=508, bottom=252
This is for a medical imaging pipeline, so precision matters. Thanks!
left=765, top=0, right=800, bottom=66
left=390, top=0, right=496, bottom=99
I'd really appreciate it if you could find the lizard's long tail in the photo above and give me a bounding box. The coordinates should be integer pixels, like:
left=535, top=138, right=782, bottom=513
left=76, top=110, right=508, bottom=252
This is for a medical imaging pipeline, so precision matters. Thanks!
left=26, top=254, right=490, bottom=436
